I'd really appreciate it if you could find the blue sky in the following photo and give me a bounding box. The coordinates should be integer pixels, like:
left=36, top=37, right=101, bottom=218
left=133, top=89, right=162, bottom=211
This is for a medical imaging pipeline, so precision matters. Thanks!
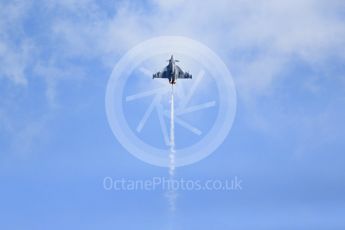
left=1, top=0, right=345, bottom=229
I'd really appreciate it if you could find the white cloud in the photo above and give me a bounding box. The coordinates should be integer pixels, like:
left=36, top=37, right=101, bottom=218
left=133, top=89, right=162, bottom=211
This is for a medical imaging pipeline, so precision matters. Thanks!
left=1, top=0, right=344, bottom=157
left=2, top=0, right=344, bottom=90
left=46, top=0, right=345, bottom=93
left=0, top=1, right=34, bottom=86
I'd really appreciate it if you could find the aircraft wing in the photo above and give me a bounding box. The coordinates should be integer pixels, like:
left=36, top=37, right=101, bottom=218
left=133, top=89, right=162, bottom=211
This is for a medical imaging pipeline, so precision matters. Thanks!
left=176, top=66, right=192, bottom=79
left=153, top=67, right=169, bottom=79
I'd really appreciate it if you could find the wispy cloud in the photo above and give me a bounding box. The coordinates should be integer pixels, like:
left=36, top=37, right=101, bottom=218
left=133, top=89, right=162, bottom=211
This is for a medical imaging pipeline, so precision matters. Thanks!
left=45, top=0, right=345, bottom=93
left=1, top=0, right=344, bottom=156
left=0, top=1, right=35, bottom=85
left=2, top=0, right=344, bottom=90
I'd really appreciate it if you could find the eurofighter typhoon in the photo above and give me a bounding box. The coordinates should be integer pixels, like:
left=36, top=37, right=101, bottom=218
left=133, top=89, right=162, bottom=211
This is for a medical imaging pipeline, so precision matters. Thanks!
left=153, top=55, right=192, bottom=84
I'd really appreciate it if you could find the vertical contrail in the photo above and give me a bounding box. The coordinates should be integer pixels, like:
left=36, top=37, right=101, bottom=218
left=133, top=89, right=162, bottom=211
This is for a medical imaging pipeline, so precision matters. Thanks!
left=167, top=85, right=177, bottom=213
left=169, top=85, right=175, bottom=175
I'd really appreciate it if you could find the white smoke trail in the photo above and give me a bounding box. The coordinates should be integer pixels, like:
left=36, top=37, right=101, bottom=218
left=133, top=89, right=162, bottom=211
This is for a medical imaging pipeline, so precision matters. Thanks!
left=167, top=85, right=177, bottom=212
left=169, top=86, right=175, bottom=176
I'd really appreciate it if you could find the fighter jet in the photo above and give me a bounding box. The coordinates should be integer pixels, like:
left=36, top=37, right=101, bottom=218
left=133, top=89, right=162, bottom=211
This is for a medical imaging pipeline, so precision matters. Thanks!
left=153, top=55, right=192, bottom=84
